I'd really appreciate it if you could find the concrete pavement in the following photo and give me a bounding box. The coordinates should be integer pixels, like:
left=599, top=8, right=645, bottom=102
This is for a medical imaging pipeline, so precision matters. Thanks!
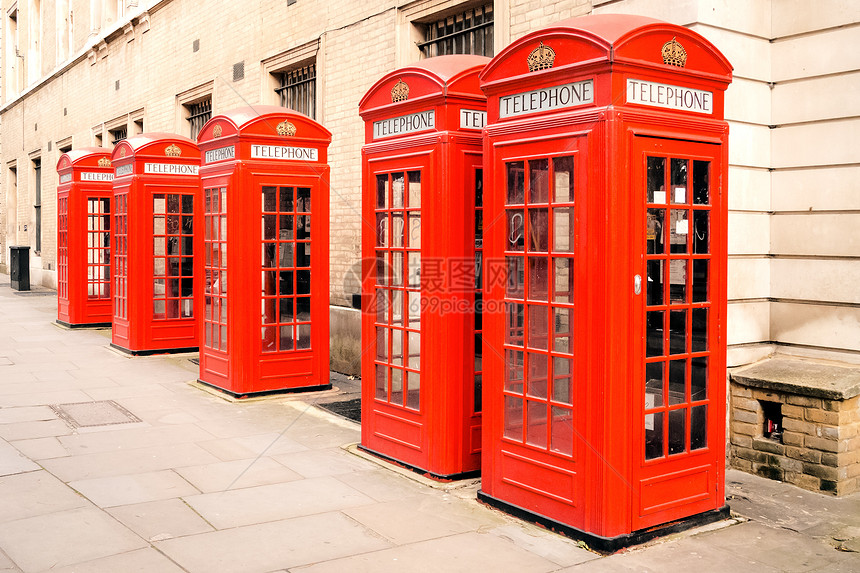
left=0, top=280, right=858, bottom=572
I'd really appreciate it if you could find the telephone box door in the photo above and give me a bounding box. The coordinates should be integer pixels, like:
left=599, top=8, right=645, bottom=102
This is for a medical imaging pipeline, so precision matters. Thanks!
left=632, top=136, right=726, bottom=530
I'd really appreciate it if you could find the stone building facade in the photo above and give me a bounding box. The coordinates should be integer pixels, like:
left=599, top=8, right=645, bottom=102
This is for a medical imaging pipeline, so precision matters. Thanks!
left=0, top=2, right=858, bottom=383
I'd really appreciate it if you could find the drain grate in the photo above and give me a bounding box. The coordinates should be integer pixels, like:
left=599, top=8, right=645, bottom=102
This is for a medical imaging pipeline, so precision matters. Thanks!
left=317, top=398, right=361, bottom=423
left=51, top=400, right=142, bottom=428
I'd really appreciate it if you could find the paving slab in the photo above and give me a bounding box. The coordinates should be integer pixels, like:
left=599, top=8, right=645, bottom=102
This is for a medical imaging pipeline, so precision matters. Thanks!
left=0, top=507, right=147, bottom=572
left=0, top=419, right=72, bottom=441
left=0, top=470, right=89, bottom=523
left=272, top=446, right=377, bottom=478
left=69, top=469, right=201, bottom=507
left=0, top=406, right=57, bottom=424
left=0, top=440, right=38, bottom=476
left=8, top=437, right=69, bottom=460
left=333, top=468, right=433, bottom=503
left=155, top=511, right=391, bottom=573
left=181, top=475, right=376, bottom=529
left=174, top=456, right=304, bottom=492
left=107, top=499, right=215, bottom=542
left=487, top=524, right=599, bottom=568
left=35, top=548, right=185, bottom=573
left=56, top=423, right=214, bottom=455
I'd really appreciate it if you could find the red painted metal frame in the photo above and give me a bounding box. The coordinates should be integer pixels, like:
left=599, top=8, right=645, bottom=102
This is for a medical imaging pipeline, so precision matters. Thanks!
left=195, top=106, right=332, bottom=396
left=478, top=15, right=732, bottom=544
left=56, top=147, right=114, bottom=327
left=110, top=134, right=202, bottom=355
left=359, top=55, right=490, bottom=479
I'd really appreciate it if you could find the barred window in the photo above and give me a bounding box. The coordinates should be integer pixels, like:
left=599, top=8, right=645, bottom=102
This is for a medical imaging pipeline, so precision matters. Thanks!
left=419, top=3, right=494, bottom=58
left=109, top=127, right=127, bottom=147
left=275, top=63, right=316, bottom=119
left=187, top=98, right=212, bottom=140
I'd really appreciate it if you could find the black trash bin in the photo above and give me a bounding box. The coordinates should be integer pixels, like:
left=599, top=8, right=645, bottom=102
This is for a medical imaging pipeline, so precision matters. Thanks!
left=10, top=246, right=30, bottom=291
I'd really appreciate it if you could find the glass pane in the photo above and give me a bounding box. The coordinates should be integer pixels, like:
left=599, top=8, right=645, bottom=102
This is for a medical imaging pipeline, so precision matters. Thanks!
left=647, top=208, right=664, bottom=254
left=263, top=271, right=277, bottom=297
left=263, top=243, right=276, bottom=268
left=263, top=215, right=277, bottom=240
left=297, top=324, right=311, bottom=349
left=668, top=409, right=686, bottom=455
left=153, top=299, right=165, bottom=316
left=553, top=156, right=574, bottom=203
left=646, top=361, right=664, bottom=409
left=408, top=171, right=421, bottom=208
left=279, top=215, right=294, bottom=240
left=182, top=194, right=194, bottom=214
left=692, top=308, right=708, bottom=353
left=553, top=207, right=572, bottom=252
left=646, top=311, right=664, bottom=357
left=552, top=357, right=572, bottom=404
left=693, top=210, right=709, bottom=254
left=693, top=160, right=710, bottom=205
left=691, top=356, right=708, bottom=401
left=279, top=297, right=293, bottom=323
left=297, top=215, right=310, bottom=241
left=553, top=258, right=572, bottom=303
left=505, top=349, right=524, bottom=393
left=506, top=256, right=524, bottom=299
left=647, top=157, right=666, bottom=204
left=375, top=364, right=387, bottom=400
left=296, top=269, right=310, bottom=295
left=167, top=194, right=180, bottom=213
left=263, top=186, right=277, bottom=211
left=645, top=411, right=664, bottom=460
left=279, top=271, right=293, bottom=295
left=297, top=187, right=311, bottom=213
left=391, top=290, right=402, bottom=326
left=669, top=210, right=688, bottom=253
left=376, top=327, right=388, bottom=361
left=669, top=310, right=686, bottom=355
left=507, top=210, right=524, bottom=251
left=506, top=161, right=525, bottom=204
left=646, top=260, right=664, bottom=306
left=390, top=368, right=403, bottom=406
left=154, top=258, right=165, bottom=276
left=505, top=302, right=524, bottom=347
left=392, top=214, right=404, bottom=248
left=296, top=242, right=310, bottom=267
left=262, top=326, right=277, bottom=352
left=551, top=407, right=573, bottom=456
left=407, top=291, right=421, bottom=328
left=553, top=307, right=572, bottom=354
left=528, top=305, right=548, bottom=351
left=669, top=359, right=686, bottom=405
left=296, top=297, right=311, bottom=322
left=407, top=252, right=420, bottom=289
left=528, top=257, right=548, bottom=301
left=391, top=173, right=404, bottom=209
left=692, top=259, right=708, bottom=303
left=527, top=353, right=547, bottom=398
left=526, top=401, right=548, bottom=448
left=167, top=237, right=179, bottom=256
left=669, top=260, right=687, bottom=303
left=391, top=252, right=403, bottom=287
left=408, top=330, right=420, bottom=370
left=528, top=209, right=548, bottom=252
left=691, top=405, right=707, bottom=450
left=279, top=243, right=294, bottom=268
left=391, top=329, right=403, bottom=366
left=153, top=194, right=166, bottom=213
left=376, top=174, right=388, bottom=209
left=670, top=158, right=688, bottom=204
left=406, top=371, right=420, bottom=410
left=279, top=324, right=294, bottom=351
left=504, top=395, right=523, bottom=441
left=153, top=215, right=165, bottom=235
left=376, top=213, right=387, bottom=247
left=529, top=159, right=549, bottom=203
left=408, top=213, right=421, bottom=248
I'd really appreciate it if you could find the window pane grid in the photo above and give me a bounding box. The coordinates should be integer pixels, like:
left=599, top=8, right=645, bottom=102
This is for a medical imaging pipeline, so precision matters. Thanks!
left=152, top=193, right=195, bottom=320
left=276, top=64, right=316, bottom=119
left=374, top=171, right=421, bottom=411
left=188, top=99, right=212, bottom=140
left=503, top=155, right=576, bottom=457
left=419, top=3, right=494, bottom=58
left=113, top=194, right=128, bottom=319
left=474, top=168, right=484, bottom=414
left=58, top=197, right=69, bottom=300
left=644, top=155, right=711, bottom=461
left=86, top=198, right=111, bottom=299
left=204, top=187, right=227, bottom=352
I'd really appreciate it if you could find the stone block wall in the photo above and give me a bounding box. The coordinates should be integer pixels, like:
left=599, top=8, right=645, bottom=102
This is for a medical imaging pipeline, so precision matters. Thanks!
left=730, top=359, right=860, bottom=496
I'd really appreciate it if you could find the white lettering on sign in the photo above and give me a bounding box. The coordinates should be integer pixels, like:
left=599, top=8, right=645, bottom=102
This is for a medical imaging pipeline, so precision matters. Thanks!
left=144, top=163, right=200, bottom=175
left=59, top=173, right=72, bottom=184
left=627, top=79, right=713, bottom=114
left=115, top=164, right=134, bottom=177
left=81, top=171, right=114, bottom=182
left=373, top=110, right=435, bottom=139
left=499, top=80, right=594, bottom=118
left=204, top=145, right=236, bottom=164
left=460, top=109, right=487, bottom=130
left=250, top=145, right=318, bottom=161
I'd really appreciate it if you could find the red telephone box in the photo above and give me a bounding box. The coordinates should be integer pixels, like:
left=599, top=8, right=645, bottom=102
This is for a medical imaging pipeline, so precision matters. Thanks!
left=478, top=15, right=732, bottom=550
left=110, top=134, right=201, bottom=355
left=56, top=148, right=114, bottom=328
left=358, top=55, right=489, bottom=479
left=195, top=106, right=331, bottom=397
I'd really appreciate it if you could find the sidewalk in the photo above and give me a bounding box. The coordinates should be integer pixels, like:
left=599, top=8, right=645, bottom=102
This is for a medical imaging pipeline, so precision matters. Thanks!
left=0, top=281, right=858, bottom=573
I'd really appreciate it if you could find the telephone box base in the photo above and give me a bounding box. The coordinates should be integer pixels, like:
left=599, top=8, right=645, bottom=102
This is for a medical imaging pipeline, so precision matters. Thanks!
left=358, top=445, right=481, bottom=482
left=196, top=379, right=332, bottom=400
left=109, top=343, right=199, bottom=357
left=476, top=491, right=730, bottom=554
left=56, top=320, right=112, bottom=329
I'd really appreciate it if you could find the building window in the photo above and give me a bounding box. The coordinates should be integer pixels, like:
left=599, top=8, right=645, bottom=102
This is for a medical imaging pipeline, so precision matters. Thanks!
left=187, top=98, right=211, bottom=140
left=109, top=126, right=127, bottom=147
left=5, top=8, right=20, bottom=98
left=275, top=62, right=316, bottom=119
left=418, top=3, right=494, bottom=58
left=33, top=158, right=42, bottom=253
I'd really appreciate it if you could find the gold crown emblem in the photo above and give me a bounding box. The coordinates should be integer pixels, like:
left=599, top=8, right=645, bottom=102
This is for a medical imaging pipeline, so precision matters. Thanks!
left=120, top=148, right=127, bottom=157
left=391, top=79, right=409, bottom=103
left=527, top=42, right=556, bottom=72
left=662, top=37, right=687, bottom=67
left=165, top=144, right=182, bottom=157
left=98, top=157, right=111, bottom=168
left=277, top=120, right=296, bottom=136
left=213, top=124, right=222, bottom=138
